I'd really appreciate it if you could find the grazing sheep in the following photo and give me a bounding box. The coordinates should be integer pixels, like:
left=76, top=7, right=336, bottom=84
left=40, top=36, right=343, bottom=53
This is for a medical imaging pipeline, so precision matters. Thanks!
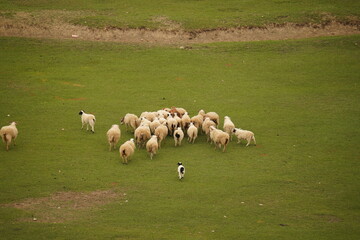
left=223, top=116, right=235, bottom=141
left=121, top=113, right=140, bottom=132
left=202, top=117, right=216, bottom=141
left=199, top=109, right=220, bottom=126
left=149, top=118, right=161, bottom=134
left=154, top=123, right=168, bottom=148
left=190, top=113, right=204, bottom=129
left=177, top=162, right=185, bottom=180
left=181, top=112, right=191, bottom=130
left=232, top=128, right=256, bottom=146
left=106, top=124, right=121, bottom=151
left=146, top=135, right=159, bottom=160
left=119, top=138, right=136, bottom=164
left=0, top=122, right=18, bottom=151
left=187, top=122, right=198, bottom=143
left=167, top=115, right=178, bottom=135
left=173, top=127, right=184, bottom=146
left=79, top=110, right=96, bottom=133
left=134, top=125, right=151, bottom=148
left=209, top=126, right=230, bottom=152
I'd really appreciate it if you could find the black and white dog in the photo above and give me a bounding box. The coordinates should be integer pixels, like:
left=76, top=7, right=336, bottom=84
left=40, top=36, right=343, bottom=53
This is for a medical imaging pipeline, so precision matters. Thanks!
left=177, top=162, right=185, bottom=180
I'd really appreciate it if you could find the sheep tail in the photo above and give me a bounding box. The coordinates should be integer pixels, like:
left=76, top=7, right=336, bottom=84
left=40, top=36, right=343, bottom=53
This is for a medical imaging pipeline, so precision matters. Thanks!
left=224, top=138, right=229, bottom=146
left=93, top=117, right=96, bottom=122
left=121, top=149, right=126, bottom=157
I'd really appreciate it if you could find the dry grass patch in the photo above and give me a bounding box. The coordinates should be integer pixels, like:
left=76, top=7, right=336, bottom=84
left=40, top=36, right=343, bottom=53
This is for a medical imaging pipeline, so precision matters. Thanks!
left=2, top=190, right=125, bottom=223
left=0, top=10, right=359, bottom=44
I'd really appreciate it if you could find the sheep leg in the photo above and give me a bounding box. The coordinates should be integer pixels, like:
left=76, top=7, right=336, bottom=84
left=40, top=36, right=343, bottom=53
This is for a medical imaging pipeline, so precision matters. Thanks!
left=252, top=136, right=256, bottom=145
left=81, top=122, right=85, bottom=129
left=150, top=152, right=153, bottom=160
left=246, top=138, right=251, bottom=146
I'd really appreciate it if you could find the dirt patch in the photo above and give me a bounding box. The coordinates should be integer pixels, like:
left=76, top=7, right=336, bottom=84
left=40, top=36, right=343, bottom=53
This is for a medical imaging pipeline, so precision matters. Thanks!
left=2, top=189, right=125, bottom=223
left=0, top=11, right=359, bottom=44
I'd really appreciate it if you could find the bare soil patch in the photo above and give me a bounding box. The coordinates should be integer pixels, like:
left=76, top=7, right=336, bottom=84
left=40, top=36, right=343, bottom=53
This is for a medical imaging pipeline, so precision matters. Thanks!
left=2, top=190, right=125, bottom=223
left=0, top=11, right=359, bottom=44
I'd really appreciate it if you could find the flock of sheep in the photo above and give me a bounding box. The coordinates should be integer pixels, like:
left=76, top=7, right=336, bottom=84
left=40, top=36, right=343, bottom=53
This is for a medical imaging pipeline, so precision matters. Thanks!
left=1, top=107, right=256, bottom=168
left=100, top=106, right=256, bottom=164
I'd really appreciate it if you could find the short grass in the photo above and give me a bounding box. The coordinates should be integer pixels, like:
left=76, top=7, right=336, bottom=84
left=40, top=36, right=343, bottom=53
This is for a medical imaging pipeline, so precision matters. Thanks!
left=0, top=0, right=359, bottom=29
left=0, top=35, right=360, bottom=239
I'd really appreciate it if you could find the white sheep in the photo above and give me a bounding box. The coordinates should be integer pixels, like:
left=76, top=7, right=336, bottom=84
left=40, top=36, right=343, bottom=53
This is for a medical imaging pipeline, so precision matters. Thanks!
left=120, top=113, right=140, bottom=132
left=181, top=112, right=191, bottom=130
left=79, top=110, right=96, bottom=133
left=146, top=135, right=159, bottom=160
left=202, top=117, right=216, bottom=141
left=232, top=128, right=256, bottom=146
left=106, top=124, right=121, bottom=151
left=209, top=126, right=230, bottom=152
left=187, top=122, right=198, bottom=143
left=140, top=117, right=151, bottom=127
left=140, top=111, right=157, bottom=122
left=0, top=122, right=18, bottom=151
left=158, top=117, right=167, bottom=125
left=190, top=113, right=204, bottom=129
left=119, top=138, right=136, bottom=164
left=154, top=123, right=168, bottom=148
left=199, top=109, right=220, bottom=126
left=166, top=115, right=178, bottom=135
left=173, top=113, right=182, bottom=129
left=157, top=109, right=169, bottom=118
left=223, top=116, right=235, bottom=141
left=149, top=118, right=161, bottom=134
left=173, top=127, right=184, bottom=146
left=134, top=125, right=151, bottom=148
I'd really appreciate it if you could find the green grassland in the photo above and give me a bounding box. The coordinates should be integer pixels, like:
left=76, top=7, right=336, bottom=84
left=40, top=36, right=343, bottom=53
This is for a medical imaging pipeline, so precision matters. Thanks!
left=0, top=0, right=359, bottom=29
left=0, top=35, right=359, bottom=239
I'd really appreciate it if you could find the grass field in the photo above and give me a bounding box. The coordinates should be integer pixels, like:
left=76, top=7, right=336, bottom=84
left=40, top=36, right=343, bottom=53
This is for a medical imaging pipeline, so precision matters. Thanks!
left=0, top=35, right=359, bottom=239
left=0, top=0, right=359, bottom=29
